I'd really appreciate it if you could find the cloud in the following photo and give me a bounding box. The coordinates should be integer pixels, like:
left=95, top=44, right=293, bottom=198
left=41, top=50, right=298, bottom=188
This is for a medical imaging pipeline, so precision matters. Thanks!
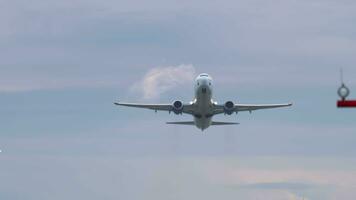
left=239, top=182, right=313, bottom=190
left=0, top=77, right=120, bottom=93
left=1, top=154, right=348, bottom=200
left=131, top=64, right=196, bottom=100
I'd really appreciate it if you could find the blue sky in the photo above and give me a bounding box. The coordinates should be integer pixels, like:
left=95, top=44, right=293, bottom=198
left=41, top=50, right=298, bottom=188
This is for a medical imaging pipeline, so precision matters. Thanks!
left=1, top=0, right=356, bottom=199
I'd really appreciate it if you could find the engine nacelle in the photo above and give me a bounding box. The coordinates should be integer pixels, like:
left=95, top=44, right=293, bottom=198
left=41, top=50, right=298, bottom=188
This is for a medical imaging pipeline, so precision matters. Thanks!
left=224, top=101, right=235, bottom=115
left=172, top=100, right=184, bottom=114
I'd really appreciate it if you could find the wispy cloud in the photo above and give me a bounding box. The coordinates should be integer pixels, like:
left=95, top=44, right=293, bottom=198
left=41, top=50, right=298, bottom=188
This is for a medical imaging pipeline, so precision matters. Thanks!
left=0, top=77, right=119, bottom=93
left=131, top=64, right=196, bottom=100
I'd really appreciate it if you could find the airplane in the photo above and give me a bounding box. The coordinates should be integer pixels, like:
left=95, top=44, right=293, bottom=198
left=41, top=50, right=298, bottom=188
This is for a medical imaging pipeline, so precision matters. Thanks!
left=114, top=73, right=292, bottom=130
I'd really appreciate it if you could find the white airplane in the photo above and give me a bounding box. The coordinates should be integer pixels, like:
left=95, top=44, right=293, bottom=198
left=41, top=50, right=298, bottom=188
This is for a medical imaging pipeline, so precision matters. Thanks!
left=115, top=73, right=292, bottom=130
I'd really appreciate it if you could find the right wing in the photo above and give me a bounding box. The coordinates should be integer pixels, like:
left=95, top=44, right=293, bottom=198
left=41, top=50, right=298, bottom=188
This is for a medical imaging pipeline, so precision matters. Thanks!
left=233, top=103, right=293, bottom=112
left=213, top=103, right=292, bottom=115
left=114, top=102, right=195, bottom=115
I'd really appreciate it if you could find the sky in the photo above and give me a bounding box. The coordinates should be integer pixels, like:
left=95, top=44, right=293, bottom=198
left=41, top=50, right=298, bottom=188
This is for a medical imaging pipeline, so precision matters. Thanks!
left=1, top=0, right=356, bottom=199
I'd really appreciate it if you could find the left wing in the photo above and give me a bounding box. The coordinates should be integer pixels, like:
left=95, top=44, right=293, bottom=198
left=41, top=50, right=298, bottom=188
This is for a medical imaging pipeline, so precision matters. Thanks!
left=114, top=102, right=195, bottom=115
left=213, top=103, right=292, bottom=115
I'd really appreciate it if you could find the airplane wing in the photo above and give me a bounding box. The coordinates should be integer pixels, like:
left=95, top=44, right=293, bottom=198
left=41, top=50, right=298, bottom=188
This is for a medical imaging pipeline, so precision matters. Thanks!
left=213, top=103, right=292, bottom=115
left=114, top=102, right=195, bottom=115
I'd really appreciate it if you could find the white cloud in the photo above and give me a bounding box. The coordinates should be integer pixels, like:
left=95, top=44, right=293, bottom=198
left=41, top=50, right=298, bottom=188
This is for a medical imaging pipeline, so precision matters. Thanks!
left=132, top=64, right=196, bottom=100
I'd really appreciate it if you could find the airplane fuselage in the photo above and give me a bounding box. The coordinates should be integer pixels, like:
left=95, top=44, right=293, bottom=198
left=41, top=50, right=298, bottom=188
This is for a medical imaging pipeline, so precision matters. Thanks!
left=194, top=73, right=214, bottom=130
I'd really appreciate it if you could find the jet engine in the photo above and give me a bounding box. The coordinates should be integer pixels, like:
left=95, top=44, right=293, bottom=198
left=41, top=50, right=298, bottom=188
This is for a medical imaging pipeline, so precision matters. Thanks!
left=172, top=100, right=184, bottom=114
left=223, top=101, right=235, bottom=115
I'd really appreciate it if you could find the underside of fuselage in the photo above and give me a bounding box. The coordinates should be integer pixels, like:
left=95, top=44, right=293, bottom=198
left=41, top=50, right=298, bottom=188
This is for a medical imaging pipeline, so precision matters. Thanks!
left=194, top=74, right=214, bottom=130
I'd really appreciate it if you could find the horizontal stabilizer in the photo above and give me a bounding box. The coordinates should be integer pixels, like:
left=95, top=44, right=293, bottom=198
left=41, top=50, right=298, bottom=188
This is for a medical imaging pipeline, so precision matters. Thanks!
left=166, top=121, right=239, bottom=126
left=166, top=121, right=195, bottom=125
left=211, top=121, right=239, bottom=125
